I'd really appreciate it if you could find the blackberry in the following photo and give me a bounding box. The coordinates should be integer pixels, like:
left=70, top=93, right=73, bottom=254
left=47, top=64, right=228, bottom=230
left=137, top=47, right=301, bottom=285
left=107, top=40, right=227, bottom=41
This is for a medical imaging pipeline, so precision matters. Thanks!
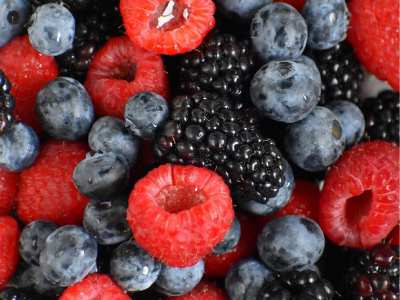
left=0, top=69, right=15, bottom=134
left=152, top=92, right=286, bottom=204
left=178, top=31, right=255, bottom=101
left=340, top=243, right=399, bottom=299
left=362, top=90, right=400, bottom=143
left=0, top=287, right=41, bottom=300
left=257, top=269, right=335, bottom=300
left=308, top=40, right=364, bottom=106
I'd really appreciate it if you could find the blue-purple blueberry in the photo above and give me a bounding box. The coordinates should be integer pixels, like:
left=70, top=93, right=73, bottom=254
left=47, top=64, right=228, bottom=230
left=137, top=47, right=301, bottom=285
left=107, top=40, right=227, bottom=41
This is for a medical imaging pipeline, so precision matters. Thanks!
left=212, top=216, right=241, bottom=254
left=0, top=0, right=31, bottom=47
left=214, top=0, right=272, bottom=22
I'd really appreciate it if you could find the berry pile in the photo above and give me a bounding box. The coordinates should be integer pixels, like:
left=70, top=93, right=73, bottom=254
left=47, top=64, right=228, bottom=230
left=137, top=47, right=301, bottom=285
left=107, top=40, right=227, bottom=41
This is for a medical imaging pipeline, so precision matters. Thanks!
left=0, top=0, right=399, bottom=298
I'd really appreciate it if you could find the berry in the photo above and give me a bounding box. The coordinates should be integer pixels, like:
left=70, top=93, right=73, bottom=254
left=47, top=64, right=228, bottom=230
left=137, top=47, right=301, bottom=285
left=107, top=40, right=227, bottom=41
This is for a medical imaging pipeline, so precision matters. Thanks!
left=124, top=91, right=170, bottom=140
left=250, top=3, right=307, bottom=62
left=0, top=70, right=16, bottom=135
left=0, top=166, right=19, bottom=216
left=0, top=35, right=58, bottom=134
left=126, top=164, right=234, bottom=267
left=212, top=215, right=241, bottom=255
left=250, top=60, right=321, bottom=123
left=84, top=36, right=170, bottom=119
left=36, top=77, right=94, bottom=141
left=214, top=0, right=272, bottom=22
left=274, top=0, right=306, bottom=11
left=387, top=225, right=399, bottom=247
left=165, top=280, right=229, bottom=300
left=0, top=216, right=19, bottom=289
left=59, top=273, right=131, bottom=300
left=319, top=141, right=400, bottom=248
left=347, top=0, right=399, bottom=91
left=120, top=0, right=216, bottom=55
left=17, top=139, right=90, bottom=226
left=0, top=287, right=40, bottom=300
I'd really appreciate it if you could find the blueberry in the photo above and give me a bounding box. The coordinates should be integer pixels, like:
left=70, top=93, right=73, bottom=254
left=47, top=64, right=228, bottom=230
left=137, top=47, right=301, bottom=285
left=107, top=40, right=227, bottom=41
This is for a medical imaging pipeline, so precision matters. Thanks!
left=110, top=240, right=162, bottom=292
left=250, top=60, right=321, bottom=123
left=237, top=159, right=295, bottom=215
left=83, top=197, right=131, bottom=245
left=36, top=77, right=94, bottom=141
left=0, top=121, right=39, bottom=172
left=284, top=106, right=346, bottom=171
left=0, top=0, right=31, bottom=48
left=73, top=151, right=130, bottom=200
left=214, top=0, right=272, bottom=22
left=124, top=91, right=169, bottom=140
left=39, top=225, right=97, bottom=286
left=27, top=3, right=75, bottom=56
left=326, top=100, right=365, bottom=147
left=18, top=220, right=59, bottom=266
left=212, top=216, right=241, bottom=254
left=250, top=3, right=308, bottom=62
left=293, top=55, right=321, bottom=79
left=88, top=116, right=142, bottom=168
left=302, top=0, right=350, bottom=50
left=225, top=258, right=274, bottom=300
left=155, top=260, right=204, bottom=296
left=257, top=215, right=325, bottom=272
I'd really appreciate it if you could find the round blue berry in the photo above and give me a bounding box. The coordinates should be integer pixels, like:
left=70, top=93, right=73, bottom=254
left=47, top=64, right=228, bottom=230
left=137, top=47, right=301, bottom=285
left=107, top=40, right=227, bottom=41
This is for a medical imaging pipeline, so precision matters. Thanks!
left=214, top=0, right=272, bottom=22
left=28, top=3, right=75, bottom=56
left=212, top=216, right=241, bottom=254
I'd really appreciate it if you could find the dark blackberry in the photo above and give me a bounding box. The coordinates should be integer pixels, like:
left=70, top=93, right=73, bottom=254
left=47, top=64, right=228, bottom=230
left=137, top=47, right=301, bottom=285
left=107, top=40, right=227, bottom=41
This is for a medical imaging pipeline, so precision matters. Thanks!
left=0, top=69, right=15, bottom=134
left=340, top=243, right=399, bottom=299
left=152, top=92, right=286, bottom=204
left=178, top=31, right=255, bottom=101
left=0, top=287, right=41, bottom=300
left=362, top=90, right=400, bottom=143
left=308, top=40, right=364, bottom=106
left=258, top=269, right=335, bottom=300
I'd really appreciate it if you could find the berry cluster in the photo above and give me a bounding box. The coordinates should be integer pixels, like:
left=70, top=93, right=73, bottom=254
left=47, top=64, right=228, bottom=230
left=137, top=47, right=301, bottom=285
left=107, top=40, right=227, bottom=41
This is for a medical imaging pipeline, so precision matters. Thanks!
left=0, top=70, right=14, bottom=134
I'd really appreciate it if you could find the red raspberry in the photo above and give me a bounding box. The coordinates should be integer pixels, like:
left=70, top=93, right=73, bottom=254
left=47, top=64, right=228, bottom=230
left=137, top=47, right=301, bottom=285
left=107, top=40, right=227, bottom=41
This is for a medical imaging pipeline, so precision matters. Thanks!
left=165, top=280, right=229, bottom=300
left=59, top=273, right=131, bottom=300
left=17, top=140, right=90, bottom=226
left=319, top=141, right=399, bottom=248
left=84, top=36, right=170, bottom=119
left=203, top=211, right=258, bottom=278
left=120, top=0, right=215, bottom=55
left=127, top=164, right=234, bottom=267
left=0, top=216, right=19, bottom=290
left=0, top=35, right=58, bottom=134
left=0, top=167, right=19, bottom=216
left=274, top=0, right=306, bottom=11
left=347, top=0, right=399, bottom=91
left=387, top=224, right=399, bottom=246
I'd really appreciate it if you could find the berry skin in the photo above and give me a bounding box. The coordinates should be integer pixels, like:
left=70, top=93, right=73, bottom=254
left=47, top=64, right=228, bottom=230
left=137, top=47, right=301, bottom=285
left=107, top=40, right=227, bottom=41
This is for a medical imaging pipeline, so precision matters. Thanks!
left=120, top=0, right=216, bottom=55
left=319, top=141, right=400, bottom=248
left=387, top=224, right=399, bottom=246
left=165, top=280, right=229, bottom=300
left=0, top=287, right=40, bottom=300
left=126, top=164, right=234, bottom=267
left=17, top=139, right=90, bottom=226
left=212, top=216, right=241, bottom=255
left=214, top=0, right=272, bottom=22
left=347, top=0, right=400, bottom=91
left=59, top=273, right=131, bottom=300
left=274, top=0, right=306, bottom=11
left=0, top=216, right=20, bottom=289
left=84, top=36, right=170, bottom=119
left=0, top=167, right=19, bottom=216
left=0, top=35, right=58, bottom=134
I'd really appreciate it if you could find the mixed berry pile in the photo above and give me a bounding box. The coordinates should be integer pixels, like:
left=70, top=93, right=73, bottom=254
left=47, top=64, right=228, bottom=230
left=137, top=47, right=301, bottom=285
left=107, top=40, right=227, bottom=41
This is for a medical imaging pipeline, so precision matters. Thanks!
left=0, top=0, right=399, bottom=299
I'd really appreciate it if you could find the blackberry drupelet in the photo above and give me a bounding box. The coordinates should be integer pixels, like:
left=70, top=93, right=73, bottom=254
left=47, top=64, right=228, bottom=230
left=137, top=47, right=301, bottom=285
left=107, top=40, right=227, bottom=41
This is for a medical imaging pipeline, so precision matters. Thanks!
left=152, top=92, right=286, bottom=204
left=0, top=69, right=15, bottom=134
left=340, top=243, right=399, bottom=299
left=309, top=40, right=364, bottom=106
left=362, top=90, right=400, bottom=143
left=257, top=269, right=335, bottom=300
left=178, top=32, right=255, bottom=101
left=0, top=287, right=41, bottom=300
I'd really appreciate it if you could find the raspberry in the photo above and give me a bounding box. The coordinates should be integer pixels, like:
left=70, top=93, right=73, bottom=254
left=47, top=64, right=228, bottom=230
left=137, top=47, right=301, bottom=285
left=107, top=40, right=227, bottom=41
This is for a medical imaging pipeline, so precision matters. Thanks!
left=347, top=0, right=399, bottom=91
left=274, top=0, right=306, bottom=11
left=319, top=141, right=400, bottom=248
left=0, top=35, right=58, bottom=134
left=120, top=0, right=216, bottom=55
left=387, top=224, right=399, bottom=246
left=165, top=280, right=229, bottom=300
left=0, top=167, right=19, bottom=216
left=0, top=216, right=19, bottom=289
left=59, top=273, right=131, bottom=300
left=203, top=211, right=258, bottom=278
left=126, top=164, right=234, bottom=267
left=17, top=139, right=90, bottom=226
left=84, top=36, right=170, bottom=119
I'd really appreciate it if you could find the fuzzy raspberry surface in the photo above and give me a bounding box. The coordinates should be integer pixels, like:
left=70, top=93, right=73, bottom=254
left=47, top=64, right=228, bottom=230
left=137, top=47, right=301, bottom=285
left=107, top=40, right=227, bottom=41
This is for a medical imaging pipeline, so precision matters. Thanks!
left=84, top=36, right=169, bottom=119
left=0, top=216, right=19, bottom=290
left=17, top=140, right=90, bottom=226
left=59, top=273, right=130, bottom=300
left=0, top=35, right=58, bottom=134
left=0, top=167, right=19, bottom=216
left=120, top=0, right=216, bottom=55
left=165, top=280, right=229, bottom=300
left=127, top=164, right=234, bottom=267
left=347, top=0, right=399, bottom=91
left=319, top=141, right=399, bottom=248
